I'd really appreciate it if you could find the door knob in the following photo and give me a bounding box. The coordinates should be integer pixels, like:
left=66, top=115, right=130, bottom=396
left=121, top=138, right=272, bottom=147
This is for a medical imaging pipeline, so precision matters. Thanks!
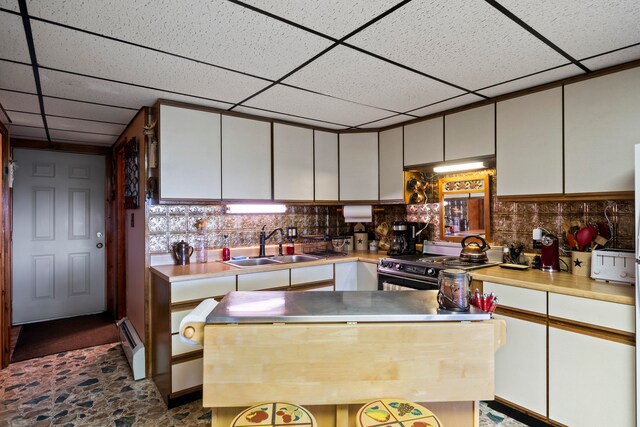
left=96, top=243, right=104, bottom=249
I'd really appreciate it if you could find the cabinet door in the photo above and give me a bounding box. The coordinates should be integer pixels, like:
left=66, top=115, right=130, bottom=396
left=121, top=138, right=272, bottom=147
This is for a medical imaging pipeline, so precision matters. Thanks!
left=237, top=270, right=289, bottom=291
left=565, top=67, right=640, bottom=193
left=492, top=313, right=547, bottom=417
left=356, top=262, right=378, bottom=291
left=379, top=127, right=404, bottom=201
left=339, top=133, right=378, bottom=201
left=549, top=327, right=635, bottom=427
left=290, top=264, right=333, bottom=286
left=444, top=104, right=495, bottom=161
left=273, top=123, right=313, bottom=200
left=221, top=115, right=271, bottom=200
left=335, top=262, right=357, bottom=291
left=159, top=104, right=221, bottom=200
left=496, top=88, right=563, bottom=196
left=314, top=130, right=339, bottom=201
left=403, top=117, right=443, bottom=166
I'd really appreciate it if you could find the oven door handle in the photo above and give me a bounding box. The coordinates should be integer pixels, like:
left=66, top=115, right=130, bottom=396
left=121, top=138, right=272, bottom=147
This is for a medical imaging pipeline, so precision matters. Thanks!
left=378, top=270, right=438, bottom=283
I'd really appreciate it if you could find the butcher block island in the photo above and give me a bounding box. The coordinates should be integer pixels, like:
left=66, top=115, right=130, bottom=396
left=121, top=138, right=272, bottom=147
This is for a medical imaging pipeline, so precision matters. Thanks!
left=181, top=290, right=506, bottom=427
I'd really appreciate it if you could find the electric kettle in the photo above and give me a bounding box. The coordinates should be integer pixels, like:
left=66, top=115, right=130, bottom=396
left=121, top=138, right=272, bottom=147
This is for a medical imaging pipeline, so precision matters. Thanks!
left=173, top=240, right=193, bottom=265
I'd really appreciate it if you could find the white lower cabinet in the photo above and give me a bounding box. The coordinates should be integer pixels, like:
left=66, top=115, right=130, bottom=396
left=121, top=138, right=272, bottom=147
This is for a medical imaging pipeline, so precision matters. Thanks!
left=335, top=262, right=358, bottom=291
left=548, top=327, right=635, bottom=427
left=237, top=269, right=290, bottom=291
left=357, top=262, right=378, bottom=290
left=290, top=264, right=334, bottom=291
left=492, top=313, right=547, bottom=417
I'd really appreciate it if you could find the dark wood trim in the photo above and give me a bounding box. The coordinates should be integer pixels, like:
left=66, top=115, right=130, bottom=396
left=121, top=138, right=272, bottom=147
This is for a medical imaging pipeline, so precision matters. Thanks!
left=494, top=305, right=548, bottom=326
left=11, top=138, right=110, bottom=155
left=548, top=316, right=635, bottom=345
left=0, top=123, right=10, bottom=369
left=497, top=191, right=633, bottom=202
left=493, top=397, right=550, bottom=425
left=289, top=280, right=335, bottom=291
left=151, top=273, right=171, bottom=403
left=379, top=59, right=640, bottom=132
left=171, top=350, right=203, bottom=364
left=167, top=386, right=202, bottom=408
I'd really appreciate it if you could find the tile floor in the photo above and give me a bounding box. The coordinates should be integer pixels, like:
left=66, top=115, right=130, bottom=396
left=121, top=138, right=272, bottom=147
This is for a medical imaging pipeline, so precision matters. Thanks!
left=1, top=342, right=529, bottom=426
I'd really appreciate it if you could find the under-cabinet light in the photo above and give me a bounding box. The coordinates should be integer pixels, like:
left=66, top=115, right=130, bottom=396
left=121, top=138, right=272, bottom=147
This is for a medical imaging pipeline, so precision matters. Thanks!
left=225, top=204, right=287, bottom=214
left=433, top=162, right=486, bottom=173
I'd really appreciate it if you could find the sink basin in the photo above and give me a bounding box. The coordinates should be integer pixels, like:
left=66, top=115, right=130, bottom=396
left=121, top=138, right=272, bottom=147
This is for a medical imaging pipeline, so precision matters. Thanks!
left=272, top=254, right=321, bottom=263
left=223, top=258, right=284, bottom=268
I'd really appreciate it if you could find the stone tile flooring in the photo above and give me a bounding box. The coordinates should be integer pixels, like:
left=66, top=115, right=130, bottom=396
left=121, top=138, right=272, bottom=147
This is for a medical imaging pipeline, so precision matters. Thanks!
left=1, top=342, right=529, bottom=426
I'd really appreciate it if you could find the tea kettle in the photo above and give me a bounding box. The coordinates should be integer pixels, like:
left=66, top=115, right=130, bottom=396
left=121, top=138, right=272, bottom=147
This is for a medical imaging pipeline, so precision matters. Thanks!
left=173, top=240, right=193, bottom=265
left=459, top=235, right=490, bottom=263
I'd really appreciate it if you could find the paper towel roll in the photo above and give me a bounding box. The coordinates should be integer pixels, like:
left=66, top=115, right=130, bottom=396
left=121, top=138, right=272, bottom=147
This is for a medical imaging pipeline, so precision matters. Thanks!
left=179, top=298, right=218, bottom=345
left=343, top=205, right=372, bottom=223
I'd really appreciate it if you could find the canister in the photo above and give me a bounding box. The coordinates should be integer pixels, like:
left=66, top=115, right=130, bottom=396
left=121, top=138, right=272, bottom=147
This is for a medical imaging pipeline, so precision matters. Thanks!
left=353, top=232, right=369, bottom=251
left=437, top=269, right=471, bottom=312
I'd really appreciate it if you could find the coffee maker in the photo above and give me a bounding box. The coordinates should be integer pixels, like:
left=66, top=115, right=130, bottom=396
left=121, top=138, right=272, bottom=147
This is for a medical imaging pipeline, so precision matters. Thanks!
left=533, top=227, right=560, bottom=272
left=388, top=221, right=418, bottom=256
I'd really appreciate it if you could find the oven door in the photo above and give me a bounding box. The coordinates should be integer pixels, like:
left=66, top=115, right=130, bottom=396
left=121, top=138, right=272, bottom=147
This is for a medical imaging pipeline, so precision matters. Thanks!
left=377, top=271, right=438, bottom=291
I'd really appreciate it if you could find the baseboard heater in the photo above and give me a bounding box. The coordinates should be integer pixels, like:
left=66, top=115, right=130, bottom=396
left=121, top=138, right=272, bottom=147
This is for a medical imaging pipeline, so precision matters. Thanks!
left=117, top=317, right=145, bottom=380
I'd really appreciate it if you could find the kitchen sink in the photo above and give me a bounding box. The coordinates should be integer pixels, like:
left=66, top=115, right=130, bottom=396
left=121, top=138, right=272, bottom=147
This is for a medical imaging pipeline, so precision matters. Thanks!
left=223, top=258, right=284, bottom=268
left=223, top=254, right=321, bottom=268
left=272, top=254, right=321, bottom=263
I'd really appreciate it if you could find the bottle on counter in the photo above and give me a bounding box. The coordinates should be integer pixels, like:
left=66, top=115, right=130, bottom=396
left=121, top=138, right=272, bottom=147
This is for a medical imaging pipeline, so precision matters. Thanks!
left=222, top=234, right=231, bottom=261
left=194, top=218, right=208, bottom=263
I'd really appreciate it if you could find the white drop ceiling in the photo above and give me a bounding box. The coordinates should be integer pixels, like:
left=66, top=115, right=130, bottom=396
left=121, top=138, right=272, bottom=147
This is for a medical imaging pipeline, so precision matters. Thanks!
left=0, top=0, right=639, bottom=146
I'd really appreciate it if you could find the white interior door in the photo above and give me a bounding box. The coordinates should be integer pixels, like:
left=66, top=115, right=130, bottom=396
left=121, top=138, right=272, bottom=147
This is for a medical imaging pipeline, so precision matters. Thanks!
left=12, top=149, right=106, bottom=324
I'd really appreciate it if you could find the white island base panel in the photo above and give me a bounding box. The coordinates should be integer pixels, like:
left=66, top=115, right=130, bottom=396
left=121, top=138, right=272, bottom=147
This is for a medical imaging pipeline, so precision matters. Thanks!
left=201, top=320, right=505, bottom=427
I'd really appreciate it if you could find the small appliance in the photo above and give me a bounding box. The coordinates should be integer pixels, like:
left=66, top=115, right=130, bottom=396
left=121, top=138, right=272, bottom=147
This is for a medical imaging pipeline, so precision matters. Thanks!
left=533, top=227, right=560, bottom=272
left=591, top=248, right=635, bottom=284
left=387, top=221, right=419, bottom=256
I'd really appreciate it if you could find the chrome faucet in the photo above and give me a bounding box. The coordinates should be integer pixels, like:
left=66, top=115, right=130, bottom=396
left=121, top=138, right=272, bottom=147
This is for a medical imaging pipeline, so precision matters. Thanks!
left=259, top=225, right=283, bottom=257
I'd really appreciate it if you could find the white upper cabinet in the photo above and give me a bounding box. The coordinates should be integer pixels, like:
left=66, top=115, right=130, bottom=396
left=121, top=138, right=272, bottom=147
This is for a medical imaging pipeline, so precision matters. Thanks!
left=497, top=88, right=563, bottom=196
left=339, top=132, right=378, bottom=201
left=378, top=127, right=404, bottom=201
left=314, top=130, right=339, bottom=201
left=444, top=104, right=495, bottom=161
left=221, top=115, right=272, bottom=200
left=159, top=104, right=221, bottom=200
left=403, top=117, right=443, bottom=166
left=564, top=67, right=640, bottom=193
left=273, top=123, right=314, bottom=201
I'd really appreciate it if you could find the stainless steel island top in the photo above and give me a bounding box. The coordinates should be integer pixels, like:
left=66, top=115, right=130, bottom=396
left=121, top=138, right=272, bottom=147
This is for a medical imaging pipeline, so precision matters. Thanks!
left=206, top=290, right=490, bottom=324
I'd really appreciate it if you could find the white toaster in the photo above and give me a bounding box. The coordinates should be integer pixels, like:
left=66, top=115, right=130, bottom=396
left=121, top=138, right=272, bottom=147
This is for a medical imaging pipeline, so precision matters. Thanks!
left=590, top=248, right=635, bottom=284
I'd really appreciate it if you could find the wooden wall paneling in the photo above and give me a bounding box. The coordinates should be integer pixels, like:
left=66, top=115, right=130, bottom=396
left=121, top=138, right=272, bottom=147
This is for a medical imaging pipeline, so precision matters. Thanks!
left=0, top=123, right=9, bottom=368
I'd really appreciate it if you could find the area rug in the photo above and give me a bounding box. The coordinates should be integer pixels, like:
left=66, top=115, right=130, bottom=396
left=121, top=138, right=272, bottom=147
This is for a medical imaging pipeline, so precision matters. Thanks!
left=11, top=312, right=118, bottom=363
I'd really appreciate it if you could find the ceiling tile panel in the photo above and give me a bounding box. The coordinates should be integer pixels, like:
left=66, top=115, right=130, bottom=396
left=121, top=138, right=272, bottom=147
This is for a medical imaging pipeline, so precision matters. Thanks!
left=39, top=69, right=234, bottom=111
left=47, top=116, right=126, bottom=135
left=499, top=0, right=640, bottom=60
left=239, top=0, right=404, bottom=38
left=0, top=1, right=19, bottom=12
left=31, top=21, right=271, bottom=104
left=0, top=89, right=39, bottom=112
left=245, top=84, right=392, bottom=127
left=582, top=45, right=640, bottom=71
left=357, top=114, right=415, bottom=129
left=44, top=97, right=136, bottom=124
left=478, top=64, right=583, bottom=98
left=0, top=11, right=31, bottom=63
left=27, top=0, right=333, bottom=80
left=5, top=111, right=42, bottom=127
left=48, top=129, right=115, bottom=145
left=283, top=45, right=465, bottom=112
left=8, top=124, right=47, bottom=139
left=407, top=94, right=485, bottom=118
left=233, top=106, right=347, bottom=130
left=0, top=61, right=36, bottom=93
left=348, top=0, right=567, bottom=90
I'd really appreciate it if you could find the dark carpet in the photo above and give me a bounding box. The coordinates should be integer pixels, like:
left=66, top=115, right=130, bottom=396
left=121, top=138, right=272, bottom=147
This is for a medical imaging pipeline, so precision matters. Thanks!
left=11, top=312, right=118, bottom=363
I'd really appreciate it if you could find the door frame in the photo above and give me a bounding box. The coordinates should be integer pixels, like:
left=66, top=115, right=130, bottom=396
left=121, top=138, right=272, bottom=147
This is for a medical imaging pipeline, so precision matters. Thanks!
left=1, top=122, right=10, bottom=368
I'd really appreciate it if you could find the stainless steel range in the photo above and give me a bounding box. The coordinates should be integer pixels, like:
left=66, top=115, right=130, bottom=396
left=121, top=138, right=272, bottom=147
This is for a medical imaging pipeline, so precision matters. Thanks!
left=377, top=242, right=500, bottom=291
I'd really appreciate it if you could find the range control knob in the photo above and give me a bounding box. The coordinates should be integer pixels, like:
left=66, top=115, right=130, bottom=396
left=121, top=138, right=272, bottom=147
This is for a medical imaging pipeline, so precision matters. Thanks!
left=426, top=268, right=436, bottom=277
left=395, top=264, right=403, bottom=271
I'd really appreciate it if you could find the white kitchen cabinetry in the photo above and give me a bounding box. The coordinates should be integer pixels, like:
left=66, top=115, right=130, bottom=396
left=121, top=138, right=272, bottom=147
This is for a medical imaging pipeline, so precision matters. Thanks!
left=496, top=88, right=563, bottom=196
left=339, top=133, right=378, bottom=201
left=564, top=67, right=640, bottom=193
left=273, top=123, right=314, bottom=201
left=159, top=104, right=221, bottom=200
left=444, top=104, right=494, bottom=161
left=403, top=117, right=443, bottom=166
left=334, top=262, right=358, bottom=291
left=221, top=115, right=271, bottom=200
left=237, top=270, right=290, bottom=291
left=548, top=293, right=635, bottom=427
left=482, top=282, right=547, bottom=418
left=357, top=262, right=378, bottom=291
left=314, top=130, right=339, bottom=201
left=290, top=264, right=334, bottom=291
left=378, top=127, right=404, bottom=201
